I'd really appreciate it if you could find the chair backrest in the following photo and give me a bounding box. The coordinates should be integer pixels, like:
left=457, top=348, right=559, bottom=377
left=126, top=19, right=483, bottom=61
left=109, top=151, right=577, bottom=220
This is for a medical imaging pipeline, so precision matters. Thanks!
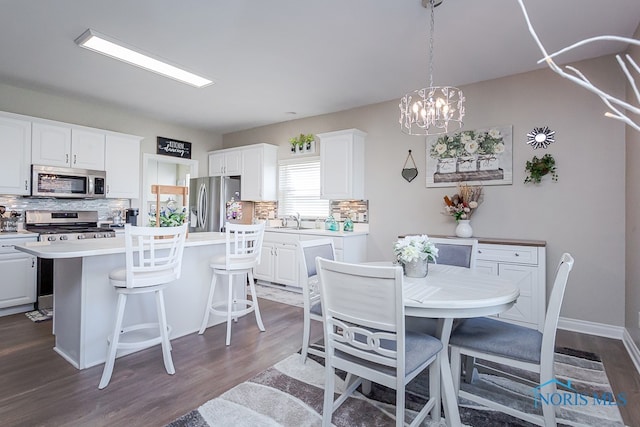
left=298, top=238, right=336, bottom=310
left=124, top=223, right=188, bottom=288
left=428, top=237, right=478, bottom=268
left=224, top=222, right=265, bottom=270
left=540, top=253, right=574, bottom=372
left=316, top=258, right=407, bottom=377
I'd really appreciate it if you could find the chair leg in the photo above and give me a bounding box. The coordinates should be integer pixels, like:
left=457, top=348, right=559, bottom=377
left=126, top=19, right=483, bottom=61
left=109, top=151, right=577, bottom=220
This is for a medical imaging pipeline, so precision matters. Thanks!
left=430, top=354, right=441, bottom=422
left=301, top=311, right=311, bottom=363
left=322, top=364, right=335, bottom=427
left=198, top=270, right=218, bottom=335
left=395, top=381, right=405, bottom=427
left=247, top=270, right=265, bottom=332
left=225, top=274, right=234, bottom=346
left=156, top=289, right=175, bottom=375
left=451, top=347, right=462, bottom=396
left=99, top=293, right=127, bottom=389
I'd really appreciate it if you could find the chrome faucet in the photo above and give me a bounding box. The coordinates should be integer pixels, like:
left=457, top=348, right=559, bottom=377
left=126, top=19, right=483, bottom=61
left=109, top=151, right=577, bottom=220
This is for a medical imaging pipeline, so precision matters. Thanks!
left=292, top=212, right=301, bottom=229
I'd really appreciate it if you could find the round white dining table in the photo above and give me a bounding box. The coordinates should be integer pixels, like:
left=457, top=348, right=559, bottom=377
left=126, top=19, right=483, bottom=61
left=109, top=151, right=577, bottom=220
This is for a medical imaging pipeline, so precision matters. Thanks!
left=371, top=262, right=520, bottom=427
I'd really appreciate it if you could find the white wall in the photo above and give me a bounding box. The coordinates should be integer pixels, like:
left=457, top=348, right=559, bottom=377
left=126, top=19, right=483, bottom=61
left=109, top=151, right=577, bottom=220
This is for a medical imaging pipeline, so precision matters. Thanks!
left=0, top=82, right=223, bottom=175
left=224, top=54, right=627, bottom=327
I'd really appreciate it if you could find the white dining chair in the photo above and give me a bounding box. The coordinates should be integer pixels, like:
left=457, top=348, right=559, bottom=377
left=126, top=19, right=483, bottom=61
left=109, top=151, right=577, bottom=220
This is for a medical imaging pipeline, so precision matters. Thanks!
left=428, top=237, right=478, bottom=269
left=449, top=253, right=574, bottom=426
left=297, top=238, right=335, bottom=363
left=316, top=258, right=442, bottom=427
left=99, top=223, right=188, bottom=389
left=198, top=222, right=265, bottom=346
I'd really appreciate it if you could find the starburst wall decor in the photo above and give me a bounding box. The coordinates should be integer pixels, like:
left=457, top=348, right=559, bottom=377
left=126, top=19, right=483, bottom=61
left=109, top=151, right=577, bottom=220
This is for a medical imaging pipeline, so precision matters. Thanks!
left=526, top=126, right=555, bottom=149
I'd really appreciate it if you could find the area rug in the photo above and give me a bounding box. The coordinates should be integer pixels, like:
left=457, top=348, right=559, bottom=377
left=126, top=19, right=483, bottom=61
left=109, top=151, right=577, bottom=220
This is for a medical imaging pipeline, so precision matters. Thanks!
left=166, top=347, right=625, bottom=427
left=253, top=284, right=303, bottom=308
left=25, top=308, right=53, bottom=322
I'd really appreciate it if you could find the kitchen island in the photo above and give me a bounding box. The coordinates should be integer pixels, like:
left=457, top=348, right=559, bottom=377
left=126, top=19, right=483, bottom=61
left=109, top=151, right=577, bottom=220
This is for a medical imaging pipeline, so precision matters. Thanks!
left=14, top=232, right=230, bottom=370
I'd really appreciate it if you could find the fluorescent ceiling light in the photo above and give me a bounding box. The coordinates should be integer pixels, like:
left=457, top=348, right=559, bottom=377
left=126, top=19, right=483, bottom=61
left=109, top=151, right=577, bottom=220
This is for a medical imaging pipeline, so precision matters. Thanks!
left=75, top=29, right=213, bottom=88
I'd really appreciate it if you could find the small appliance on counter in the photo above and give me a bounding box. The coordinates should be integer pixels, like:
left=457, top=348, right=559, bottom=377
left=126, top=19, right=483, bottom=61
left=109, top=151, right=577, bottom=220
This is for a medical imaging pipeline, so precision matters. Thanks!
left=125, top=208, right=139, bottom=226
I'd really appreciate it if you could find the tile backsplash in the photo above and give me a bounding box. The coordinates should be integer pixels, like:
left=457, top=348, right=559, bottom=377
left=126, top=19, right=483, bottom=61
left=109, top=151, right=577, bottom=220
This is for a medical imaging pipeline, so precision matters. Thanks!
left=0, top=196, right=131, bottom=223
left=253, top=199, right=369, bottom=223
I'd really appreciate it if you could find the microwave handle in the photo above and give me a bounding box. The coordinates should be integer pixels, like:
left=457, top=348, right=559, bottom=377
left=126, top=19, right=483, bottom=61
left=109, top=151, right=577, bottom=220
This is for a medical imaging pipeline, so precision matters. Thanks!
left=88, top=177, right=94, bottom=195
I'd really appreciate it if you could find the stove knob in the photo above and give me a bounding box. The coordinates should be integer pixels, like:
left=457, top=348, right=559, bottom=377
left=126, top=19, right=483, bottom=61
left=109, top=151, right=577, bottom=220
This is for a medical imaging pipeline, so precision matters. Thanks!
left=77, top=235, right=86, bottom=240
left=94, top=233, right=103, bottom=238
left=59, top=235, right=68, bottom=241
left=47, top=236, right=56, bottom=242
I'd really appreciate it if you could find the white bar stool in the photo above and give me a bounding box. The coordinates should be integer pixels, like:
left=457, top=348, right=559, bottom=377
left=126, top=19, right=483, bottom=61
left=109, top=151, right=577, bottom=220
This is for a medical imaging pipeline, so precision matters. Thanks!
left=199, top=222, right=266, bottom=345
left=98, top=223, right=188, bottom=390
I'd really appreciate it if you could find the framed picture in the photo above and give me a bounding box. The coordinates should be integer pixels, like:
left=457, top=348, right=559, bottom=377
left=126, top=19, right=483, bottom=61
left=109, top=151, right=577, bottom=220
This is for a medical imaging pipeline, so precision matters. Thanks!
left=426, top=124, right=513, bottom=187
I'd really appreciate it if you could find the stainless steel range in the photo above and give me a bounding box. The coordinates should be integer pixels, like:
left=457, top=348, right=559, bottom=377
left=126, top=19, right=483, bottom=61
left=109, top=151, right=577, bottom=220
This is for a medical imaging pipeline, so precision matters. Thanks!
left=25, top=210, right=116, bottom=242
left=25, top=210, right=116, bottom=309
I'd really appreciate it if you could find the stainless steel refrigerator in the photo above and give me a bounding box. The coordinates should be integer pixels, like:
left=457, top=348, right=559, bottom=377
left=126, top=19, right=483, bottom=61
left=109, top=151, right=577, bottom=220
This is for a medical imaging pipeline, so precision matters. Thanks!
left=189, top=176, right=243, bottom=232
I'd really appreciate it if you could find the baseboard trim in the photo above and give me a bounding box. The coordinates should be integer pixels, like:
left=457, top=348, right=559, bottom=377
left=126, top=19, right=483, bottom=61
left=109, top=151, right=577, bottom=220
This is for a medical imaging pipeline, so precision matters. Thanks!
left=558, top=316, right=624, bottom=339
left=558, top=316, right=640, bottom=375
left=622, top=329, right=640, bottom=375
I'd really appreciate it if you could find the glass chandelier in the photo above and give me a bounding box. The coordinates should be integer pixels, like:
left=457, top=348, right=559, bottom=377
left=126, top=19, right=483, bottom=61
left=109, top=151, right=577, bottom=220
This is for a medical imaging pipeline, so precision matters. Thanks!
left=399, top=0, right=465, bottom=136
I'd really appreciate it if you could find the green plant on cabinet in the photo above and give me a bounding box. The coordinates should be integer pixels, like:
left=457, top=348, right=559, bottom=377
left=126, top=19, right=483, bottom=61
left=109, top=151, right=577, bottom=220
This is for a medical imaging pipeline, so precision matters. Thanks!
left=289, top=133, right=315, bottom=152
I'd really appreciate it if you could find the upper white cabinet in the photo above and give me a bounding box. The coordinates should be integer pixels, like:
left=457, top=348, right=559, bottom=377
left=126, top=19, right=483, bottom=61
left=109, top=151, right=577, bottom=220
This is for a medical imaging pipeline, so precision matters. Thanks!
left=104, top=134, right=142, bottom=199
left=0, top=113, right=31, bottom=195
left=209, top=149, right=242, bottom=176
left=318, top=128, right=366, bottom=200
left=241, top=144, right=278, bottom=201
left=32, top=122, right=105, bottom=170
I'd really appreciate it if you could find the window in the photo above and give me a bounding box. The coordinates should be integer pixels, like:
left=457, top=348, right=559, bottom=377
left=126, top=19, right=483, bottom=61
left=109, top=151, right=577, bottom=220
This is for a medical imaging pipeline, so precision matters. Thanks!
left=278, top=157, right=329, bottom=218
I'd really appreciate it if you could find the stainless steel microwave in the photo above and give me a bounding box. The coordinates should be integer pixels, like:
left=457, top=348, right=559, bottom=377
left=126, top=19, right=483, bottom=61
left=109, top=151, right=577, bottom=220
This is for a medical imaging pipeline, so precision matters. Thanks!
left=31, top=165, right=106, bottom=198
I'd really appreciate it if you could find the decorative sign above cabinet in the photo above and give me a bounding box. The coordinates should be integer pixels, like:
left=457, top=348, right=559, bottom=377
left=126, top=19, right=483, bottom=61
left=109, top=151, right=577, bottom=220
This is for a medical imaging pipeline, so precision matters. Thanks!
left=157, top=136, right=192, bottom=159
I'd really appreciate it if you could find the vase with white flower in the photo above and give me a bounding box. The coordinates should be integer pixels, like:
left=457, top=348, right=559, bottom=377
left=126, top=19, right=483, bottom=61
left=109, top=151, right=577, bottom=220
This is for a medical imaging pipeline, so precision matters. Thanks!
left=444, top=183, right=483, bottom=238
left=393, top=235, right=438, bottom=278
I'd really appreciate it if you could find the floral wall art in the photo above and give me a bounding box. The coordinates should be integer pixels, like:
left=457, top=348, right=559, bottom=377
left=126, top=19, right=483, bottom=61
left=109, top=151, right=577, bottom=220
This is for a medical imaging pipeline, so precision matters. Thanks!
left=426, top=125, right=513, bottom=187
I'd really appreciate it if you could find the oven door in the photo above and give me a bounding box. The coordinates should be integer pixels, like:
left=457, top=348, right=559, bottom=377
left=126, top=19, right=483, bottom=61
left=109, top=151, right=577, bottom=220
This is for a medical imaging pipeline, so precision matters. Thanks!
left=31, top=165, right=101, bottom=198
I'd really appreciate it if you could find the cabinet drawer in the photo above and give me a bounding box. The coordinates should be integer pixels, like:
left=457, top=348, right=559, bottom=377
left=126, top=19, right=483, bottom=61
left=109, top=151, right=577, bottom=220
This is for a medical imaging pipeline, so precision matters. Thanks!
left=477, top=244, right=538, bottom=265
left=0, top=237, right=38, bottom=253
left=263, top=232, right=300, bottom=245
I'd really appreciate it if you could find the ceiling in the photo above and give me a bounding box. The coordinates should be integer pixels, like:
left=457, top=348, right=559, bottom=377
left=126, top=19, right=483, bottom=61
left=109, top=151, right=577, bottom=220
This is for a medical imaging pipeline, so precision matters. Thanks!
left=0, top=1, right=638, bottom=134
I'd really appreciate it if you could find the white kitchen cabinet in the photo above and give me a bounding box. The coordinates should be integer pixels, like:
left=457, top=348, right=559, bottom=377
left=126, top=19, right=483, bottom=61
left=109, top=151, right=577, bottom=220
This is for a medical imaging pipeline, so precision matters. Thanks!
left=241, top=144, right=278, bottom=201
left=475, top=240, right=546, bottom=330
left=318, top=128, right=366, bottom=200
left=209, top=149, right=242, bottom=176
left=104, top=133, right=142, bottom=199
left=255, top=230, right=368, bottom=288
left=32, top=122, right=105, bottom=170
left=255, top=232, right=301, bottom=288
left=0, top=113, right=32, bottom=195
left=0, top=236, right=38, bottom=314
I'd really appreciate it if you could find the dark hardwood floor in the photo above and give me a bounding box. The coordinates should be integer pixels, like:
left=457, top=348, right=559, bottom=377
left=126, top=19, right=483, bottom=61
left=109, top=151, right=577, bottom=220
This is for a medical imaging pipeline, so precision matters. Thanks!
left=1, top=301, right=639, bottom=426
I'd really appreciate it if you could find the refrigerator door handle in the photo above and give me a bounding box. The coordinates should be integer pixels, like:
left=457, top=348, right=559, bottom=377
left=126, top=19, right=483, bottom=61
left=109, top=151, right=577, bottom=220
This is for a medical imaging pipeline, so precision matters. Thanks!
left=198, top=182, right=208, bottom=229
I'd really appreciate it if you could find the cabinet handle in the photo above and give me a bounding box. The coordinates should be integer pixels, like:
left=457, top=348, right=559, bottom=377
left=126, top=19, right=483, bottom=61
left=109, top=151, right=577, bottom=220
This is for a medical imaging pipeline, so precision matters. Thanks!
left=106, top=185, right=110, bottom=194
left=478, top=250, right=482, bottom=254
left=73, top=154, right=77, bottom=164
left=514, top=253, right=520, bottom=257
left=32, top=258, right=35, bottom=268
left=65, top=153, right=69, bottom=164
left=25, top=180, right=28, bottom=190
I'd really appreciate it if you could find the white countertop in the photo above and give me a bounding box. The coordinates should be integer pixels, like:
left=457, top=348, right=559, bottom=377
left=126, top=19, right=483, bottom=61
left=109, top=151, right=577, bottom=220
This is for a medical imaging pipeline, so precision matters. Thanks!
left=14, top=231, right=226, bottom=259
left=264, top=227, right=368, bottom=237
left=0, top=230, right=38, bottom=240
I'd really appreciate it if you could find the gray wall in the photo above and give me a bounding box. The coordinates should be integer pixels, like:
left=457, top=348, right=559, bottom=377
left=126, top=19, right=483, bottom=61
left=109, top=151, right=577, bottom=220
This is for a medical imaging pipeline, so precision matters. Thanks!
left=224, top=55, right=627, bottom=328
left=626, top=25, right=640, bottom=348
left=0, top=82, right=223, bottom=177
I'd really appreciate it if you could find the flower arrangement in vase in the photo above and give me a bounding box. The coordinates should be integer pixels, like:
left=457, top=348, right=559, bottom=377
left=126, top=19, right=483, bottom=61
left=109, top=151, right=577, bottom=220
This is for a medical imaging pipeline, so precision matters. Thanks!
left=393, top=235, right=438, bottom=277
left=149, top=200, right=187, bottom=227
left=443, top=183, right=483, bottom=237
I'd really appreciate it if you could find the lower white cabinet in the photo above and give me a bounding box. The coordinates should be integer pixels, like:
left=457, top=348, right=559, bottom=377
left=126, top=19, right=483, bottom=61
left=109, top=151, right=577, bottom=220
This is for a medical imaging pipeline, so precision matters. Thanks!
left=475, top=241, right=546, bottom=330
left=0, top=236, right=38, bottom=313
left=254, top=231, right=368, bottom=288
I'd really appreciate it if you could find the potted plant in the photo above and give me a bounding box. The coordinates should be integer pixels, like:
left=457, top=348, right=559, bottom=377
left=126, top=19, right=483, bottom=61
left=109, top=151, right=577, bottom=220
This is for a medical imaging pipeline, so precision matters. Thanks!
left=289, top=133, right=315, bottom=153
left=393, top=235, right=438, bottom=277
left=524, top=153, right=558, bottom=184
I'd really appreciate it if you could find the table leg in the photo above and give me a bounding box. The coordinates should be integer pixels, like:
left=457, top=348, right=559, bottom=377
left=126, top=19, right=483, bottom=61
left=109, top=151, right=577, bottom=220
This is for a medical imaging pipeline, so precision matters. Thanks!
left=437, top=318, right=462, bottom=427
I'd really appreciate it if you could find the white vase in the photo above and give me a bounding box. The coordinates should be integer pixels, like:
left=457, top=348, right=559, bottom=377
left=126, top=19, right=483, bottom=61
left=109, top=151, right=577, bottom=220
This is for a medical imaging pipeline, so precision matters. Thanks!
left=455, top=220, right=473, bottom=238
left=403, top=259, right=429, bottom=278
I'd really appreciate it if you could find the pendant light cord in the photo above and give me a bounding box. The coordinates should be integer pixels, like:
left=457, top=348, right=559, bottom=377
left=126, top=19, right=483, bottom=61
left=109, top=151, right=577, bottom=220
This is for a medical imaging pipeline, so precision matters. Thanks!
left=428, top=0, right=435, bottom=88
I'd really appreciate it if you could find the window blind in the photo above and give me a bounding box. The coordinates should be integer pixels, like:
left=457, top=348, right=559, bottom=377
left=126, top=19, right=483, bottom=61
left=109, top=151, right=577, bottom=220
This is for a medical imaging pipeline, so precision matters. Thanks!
left=278, top=158, right=329, bottom=218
